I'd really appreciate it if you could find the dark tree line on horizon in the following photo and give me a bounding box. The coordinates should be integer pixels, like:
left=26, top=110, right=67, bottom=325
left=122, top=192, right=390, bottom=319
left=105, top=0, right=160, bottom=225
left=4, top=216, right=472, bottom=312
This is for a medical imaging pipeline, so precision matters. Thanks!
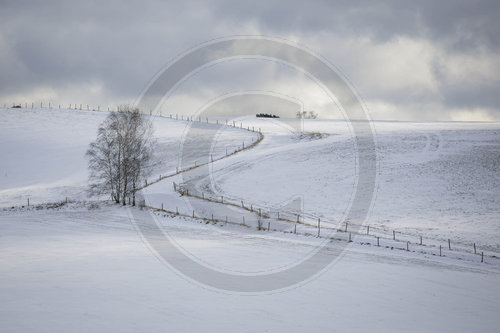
left=256, top=113, right=280, bottom=118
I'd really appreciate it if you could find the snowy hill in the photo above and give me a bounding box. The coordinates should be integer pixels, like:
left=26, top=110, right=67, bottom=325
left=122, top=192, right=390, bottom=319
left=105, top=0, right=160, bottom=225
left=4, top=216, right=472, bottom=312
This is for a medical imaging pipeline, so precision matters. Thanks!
left=1, top=107, right=499, bottom=332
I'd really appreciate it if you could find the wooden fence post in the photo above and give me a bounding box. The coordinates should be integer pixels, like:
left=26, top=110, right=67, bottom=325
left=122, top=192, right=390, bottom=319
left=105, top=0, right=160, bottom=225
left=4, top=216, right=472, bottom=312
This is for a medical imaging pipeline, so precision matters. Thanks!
left=242, top=216, right=245, bottom=225
left=345, top=222, right=348, bottom=232
left=420, top=236, right=423, bottom=245
left=448, top=239, right=451, bottom=250
left=161, top=203, right=163, bottom=210
left=349, top=232, right=352, bottom=242
left=318, top=218, right=321, bottom=237
left=481, top=252, right=484, bottom=263
left=406, top=241, right=409, bottom=251
left=439, top=245, right=442, bottom=257
left=377, top=237, right=380, bottom=247
left=367, top=225, right=369, bottom=235
left=474, top=243, right=476, bottom=254
left=268, top=221, right=270, bottom=231
left=294, top=223, right=297, bottom=234
left=393, top=230, right=396, bottom=240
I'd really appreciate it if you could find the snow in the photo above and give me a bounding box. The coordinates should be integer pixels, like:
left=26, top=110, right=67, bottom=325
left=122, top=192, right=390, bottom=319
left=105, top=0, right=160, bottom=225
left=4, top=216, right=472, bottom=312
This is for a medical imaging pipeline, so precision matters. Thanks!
left=1, top=107, right=500, bottom=332
left=1, top=206, right=499, bottom=332
left=0, top=108, right=257, bottom=207
left=206, top=119, right=500, bottom=251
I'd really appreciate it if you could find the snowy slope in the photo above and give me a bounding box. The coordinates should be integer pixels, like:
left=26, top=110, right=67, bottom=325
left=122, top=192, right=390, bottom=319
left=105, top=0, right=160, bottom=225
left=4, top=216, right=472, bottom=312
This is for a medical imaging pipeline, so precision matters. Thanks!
left=1, top=205, right=499, bottom=333
left=1, top=107, right=500, bottom=332
left=0, top=108, right=107, bottom=206
left=204, top=118, right=500, bottom=251
left=0, top=108, right=258, bottom=207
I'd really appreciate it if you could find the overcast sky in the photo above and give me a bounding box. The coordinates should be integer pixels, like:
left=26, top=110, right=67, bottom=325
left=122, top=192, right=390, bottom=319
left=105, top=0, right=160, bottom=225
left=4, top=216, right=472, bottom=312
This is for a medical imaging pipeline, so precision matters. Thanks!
left=1, top=0, right=500, bottom=120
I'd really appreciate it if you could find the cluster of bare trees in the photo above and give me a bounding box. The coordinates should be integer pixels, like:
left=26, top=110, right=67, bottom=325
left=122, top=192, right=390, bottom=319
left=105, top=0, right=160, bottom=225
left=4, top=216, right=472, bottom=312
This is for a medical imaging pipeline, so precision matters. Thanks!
left=296, top=110, right=318, bottom=119
left=86, top=106, right=156, bottom=205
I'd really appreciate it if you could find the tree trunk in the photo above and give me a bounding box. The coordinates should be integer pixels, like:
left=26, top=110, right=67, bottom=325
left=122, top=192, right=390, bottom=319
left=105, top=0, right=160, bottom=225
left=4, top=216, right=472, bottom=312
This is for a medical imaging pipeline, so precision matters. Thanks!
left=132, top=177, right=136, bottom=206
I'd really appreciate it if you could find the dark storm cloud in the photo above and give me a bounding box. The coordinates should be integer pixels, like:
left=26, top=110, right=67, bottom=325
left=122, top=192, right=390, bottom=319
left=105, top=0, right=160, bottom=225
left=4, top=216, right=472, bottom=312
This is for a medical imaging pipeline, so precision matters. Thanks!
left=212, top=0, right=500, bottom=50
left=0, top=0, right=499, bottom=120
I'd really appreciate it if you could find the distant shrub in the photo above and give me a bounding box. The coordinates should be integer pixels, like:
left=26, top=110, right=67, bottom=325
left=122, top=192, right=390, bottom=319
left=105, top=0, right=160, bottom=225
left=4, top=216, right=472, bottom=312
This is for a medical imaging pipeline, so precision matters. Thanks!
left=256, top=113, right=279, bottom=118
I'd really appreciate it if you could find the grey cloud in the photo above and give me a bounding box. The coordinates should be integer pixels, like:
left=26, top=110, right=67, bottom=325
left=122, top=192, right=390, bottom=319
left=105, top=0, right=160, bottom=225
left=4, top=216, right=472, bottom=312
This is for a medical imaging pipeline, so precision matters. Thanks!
left=0, top=0, right=499, bottom=120
left=211, top=0, right=500, bottom=50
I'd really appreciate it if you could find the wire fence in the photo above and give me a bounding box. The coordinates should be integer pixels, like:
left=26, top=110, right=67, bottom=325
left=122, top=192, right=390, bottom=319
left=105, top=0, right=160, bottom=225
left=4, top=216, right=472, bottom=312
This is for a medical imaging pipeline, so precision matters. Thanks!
left=3, top=104, right=498, bottom=265
left=169, top=180, right=498, bottom=263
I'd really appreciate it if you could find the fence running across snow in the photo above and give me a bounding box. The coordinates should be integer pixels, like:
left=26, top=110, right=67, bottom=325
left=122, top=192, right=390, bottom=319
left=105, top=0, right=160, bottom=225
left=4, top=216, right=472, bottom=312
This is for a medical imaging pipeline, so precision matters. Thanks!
left=2, top=103, right=497, bottom=266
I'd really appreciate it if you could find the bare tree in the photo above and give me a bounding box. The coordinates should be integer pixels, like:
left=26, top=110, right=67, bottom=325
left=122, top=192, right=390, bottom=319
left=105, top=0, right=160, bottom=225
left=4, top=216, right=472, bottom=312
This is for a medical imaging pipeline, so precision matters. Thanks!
left=307, top=111, right=318, bottom=119
left=86, top=106, right=156, bottom=205
left=296, top=110, right=318, bottom=119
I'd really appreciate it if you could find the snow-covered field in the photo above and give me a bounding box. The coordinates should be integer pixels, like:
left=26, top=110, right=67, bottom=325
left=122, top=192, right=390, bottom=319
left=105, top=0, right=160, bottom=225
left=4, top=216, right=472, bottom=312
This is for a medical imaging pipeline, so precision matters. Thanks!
left=0, top=108, right=257, bottom=207
left=1, top=107, right=499, bottom=332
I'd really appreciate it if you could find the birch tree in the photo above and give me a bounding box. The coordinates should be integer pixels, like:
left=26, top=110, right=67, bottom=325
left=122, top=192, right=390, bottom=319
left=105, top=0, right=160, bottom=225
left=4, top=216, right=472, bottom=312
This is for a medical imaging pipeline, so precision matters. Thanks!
left=86, top=106, right=155, bottom=205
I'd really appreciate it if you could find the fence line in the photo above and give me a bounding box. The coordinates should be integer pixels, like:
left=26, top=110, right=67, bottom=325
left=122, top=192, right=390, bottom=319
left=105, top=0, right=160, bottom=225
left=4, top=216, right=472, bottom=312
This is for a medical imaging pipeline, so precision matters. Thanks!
left=133, top=111, right=499, bottom=263
left=3, top=104, right=497, bottom=263
left=206, top=190, right=497, bottom=257
left=140, top=200, right=497, bottom=265
left=2, top=102, right=120, bottom=112
left=172, top=181, right=499, bottom=263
